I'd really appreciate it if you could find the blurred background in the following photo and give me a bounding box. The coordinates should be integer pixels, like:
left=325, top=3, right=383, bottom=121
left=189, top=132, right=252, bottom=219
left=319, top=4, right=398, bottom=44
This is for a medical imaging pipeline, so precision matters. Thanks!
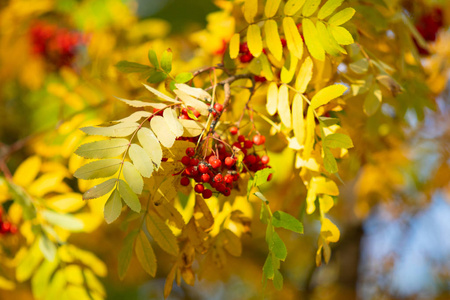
left=1, top=0, right=449, bottom=299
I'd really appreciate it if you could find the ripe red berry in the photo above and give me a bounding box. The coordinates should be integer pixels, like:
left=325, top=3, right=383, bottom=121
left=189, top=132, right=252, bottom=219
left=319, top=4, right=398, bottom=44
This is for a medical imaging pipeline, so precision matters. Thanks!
left=180, top=177, right=190, bottom=186
left=194, top=184, right=205, bottom=193
left=202, top=189, right=213, bottom=199
left=208, top=155, right=218, bottom=165
left=214, top=103, right=223, bottom=113
left=181, top=156, right=191, bottom=166
left=238, top=135, right=245, bottom=143
left=230, top=126, right=238, bottom=135
left=211, top=159, right=222, bottom=169
left=9, top=224, right=17, bottom=234
left=239, top=53, right=253, bottom=63
left=239, top=42, right=249, bottom=53
left=186, top=147, right=195, bottom=157
left=198, top=163, right=209, bottom=173
left=224, top=174, right=234, bottom=183
left=201, top=173, right=211, bottom=183
left=261, top=155, right=270, bottom=164
left=223, top=188, right=231, bottom=196
left=244, top=140, right=253, bottom=149
left=224, top=157, right=235, bottom=167
left=267, top=173, right=273, bottom=181
left=254, top=75, right=266, bottom=82
left=214, top=174, right=223, bottom=183
left=252, top=134, right=265, bottom=145
left=246, top=155, right=257, bottom=164
left=190, top=158, right=199, bottom=166
left=280, top=38, right=287, bottom=47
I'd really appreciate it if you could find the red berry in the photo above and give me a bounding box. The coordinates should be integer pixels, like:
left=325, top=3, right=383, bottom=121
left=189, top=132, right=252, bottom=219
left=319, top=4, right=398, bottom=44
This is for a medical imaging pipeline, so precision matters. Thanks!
left=224, top=174, right=234, bottom=183
left=187, top=166, right=198, bottom=177
left=267, top=173, right=273, bottom=181
left=253, top=134, right=265, bottom=145
left=254, top=75, right=266, bottom=82
left=246, top=155, right=257, bottom=164
left=180, top=177, right=190, bottom=186
left=280, top=38, right=287, bottom=47
left=186, top=147, right=195, bottom=157
left=230, top=126, right=238, bottom=135
left=202, top=189, right=213, bottom=199
left=239, top=53, right=253, bottom=63
left=208, top=155, right=218, bottom=165
left=261, top=155, right=270, bottom=164
left=214, top=174, right=223, bottom=183
left=244, top=140, right=253, bottom=149
left=211, top=159, right=222, bottom=169
left=223, top=188, right=231, bottom=196
left=9, top=224, right=17, bottom=234
left=198, top=163, right=209, bottom=173
left=201, top=173, right=211, bottom=183
left=190, top=158, right=199, bottom=166
left=239, top=42, right=249, bottom=53
left=216, top=183, right=226, bottom=192
left=238, top=135, right=245, bottom=143
left=214, top=103, right=223, bottom=113
left=194, top=184, right=205, bottom=193
left=181, top=156, right=191, bottom=166
left=224, top=157, right=235, bottom=167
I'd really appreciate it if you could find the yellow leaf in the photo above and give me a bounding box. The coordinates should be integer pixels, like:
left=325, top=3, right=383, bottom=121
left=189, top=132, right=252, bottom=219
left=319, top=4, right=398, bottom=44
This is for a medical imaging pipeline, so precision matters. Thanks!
left=329, top=25, right=354, bottom=45
left=328, top=7, right=355, bottom=26
left=222, top=229, right=242, bottom=257
left=47, top=193, right=85, bottom=213
left=303, top=18, right=325, bottom=61
left=281, top=52, right=299, bottom=83
left=302, top=0, right=321, bottom=17
left=264, top=20, right=283, bottom=61
left=164, top=264, right=177, bottom=299
left=319, top=194, right=334, bottom=213
left=318, top=0, right=344, bottom=19
left=174, top=83, right=211, bottom=102
left=283, top=17, right=303, bottom=60
left=266, top=82, right=278, bottom=116
left=295, top=56, right=313, bottom=93
left=229, top=33, right=240, bottom=59
left=292, top=94, right=305, bottom=145
left=277, top=85, right=291, bottom=128
left=321, top=217, right=340, bottom=242
left=135, top=231, right=157, bottom=276
left=163, top=108, right=184, bottom=137
left=247, top=24, right=263, bottom=57
left=194, top=195, right=214, bottom=231
left=29, top=173, right=68, bottom=197
left=146, top=210, right=179, bottom=256
left=284, top=0, right=306, bottom=16
left=316, top=21, right=342, bottom=56
left=174, top=89, right=210, bottom=115
left=303, top=107, right=315, bottom=159
left=0, top=276, right=15, bottom=290
left=243, top=0, right=258, bottom=23
left=313, top=176, right=339, bottom=196
left=265, top=0, right=282, bottom=18
left=13, top=155, right=41, bottom=187
left=151, top=116, right=176, bottom=148
left=310, top=84, right=347, bottom=109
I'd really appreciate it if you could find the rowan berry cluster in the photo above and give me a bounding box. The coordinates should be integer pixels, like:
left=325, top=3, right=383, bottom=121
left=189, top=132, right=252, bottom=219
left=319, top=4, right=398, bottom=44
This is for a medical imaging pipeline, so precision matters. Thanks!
left=0, top=208, right=17, bottom=235
left=29, top=21, right=87, bottom=68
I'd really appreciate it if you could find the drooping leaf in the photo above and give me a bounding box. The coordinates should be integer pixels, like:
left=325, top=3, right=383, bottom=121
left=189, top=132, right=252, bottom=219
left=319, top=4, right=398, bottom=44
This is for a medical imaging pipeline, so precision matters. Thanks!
left=323, top=147, right=338, bottom=173
left=75, top=138, right=129, bottom=159
left=328, top=7, right=356, bottom=26
left=83, top=178, right=117, bottom=200
left=122, top=161, right=144, bottom=194
left=104, top=189, right=122, bottom=224
left=283, top=17, right=303, bottom=60
left=292, top=94, right=305, bottom=145
left=135, top=231, right=157, bottom=276
left=266, top=82, right=278, bottom=116
left=115, top=61, right=150, bottom=73
left=303, top=18, right=325, bottom=61
left=260, top=54, right=274, bottom=81
left=73, top=159, right=122, bottom=180
left=229, top=33, right=240, bottom=59
left=273, top=269, right=284, bottom=290
left=80, top=122, right=139, bottom=137
left=243, top=0, right=258, bottom=23
left=151, top=116, right=176, bottom=148
left=160, top=49, right=173, bottom=73
left=39, top=234, right=56, bottom=262
left=118, top=179, right=141, bottom=212
left=118, top=230, right=138, bottom=280
left=302, top=0, right=321, bottom=17
left=277, top=85, right=291, bottom=128
left=310, top=84, right=347, bottom=109
left=364, top=84, right=382, bottom=116
left=42, top=210, right=84, bottom=231
left=295, top=56, right=313, bottom=93
left=137, top=127, right=163, bottom=168
left=280, top=52, right=299, bottom=84
left=148, top=49, right=159, bottom=68
left=303, top=107, right=316, bottom=159
left=247, top=24, right=263, bottom=57
left=271, top=232, right=287, bottom=260
left=272, top=211, right=304, bottom=234
left=146, top=210, right=179, bottom=256
left=324, top=133, right=354, bottom=149
left=264, top=20, right=283, bottom=61
left=321, top=217, right=340, bottom=242
left=318, top=0, right=344, bottom=19
left=263, top=254, right=275, bottom=279
left=175, top=72, right=193, bottom=83
left=163, top=109, right=184, bottom=137
left=284, top=0, right=306, bottom=16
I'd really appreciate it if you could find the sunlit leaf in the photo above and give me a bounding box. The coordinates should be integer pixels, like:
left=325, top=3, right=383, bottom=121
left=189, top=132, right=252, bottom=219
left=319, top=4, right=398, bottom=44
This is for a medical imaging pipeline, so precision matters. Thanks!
left=324, top=133, right=353, bottom=149
left=316, top=21, right=342, bottom=56
left=277, top=85, right=291, bottom=128
left=143, top=83, right=179, bottom=103
left=174, top=83, right=212, bottom=102
left=323, top=147, right=338, bottom=173
left=229, top=33, right=240, bottom=59
left=163, top=109, right=184, bottom=137
left=247, top=24, right=263, bottom=57
left=116, top=111, right=152, bottom=123
left=137, top=127, right=163, bottom=168
left=284, top=0, right=306, bottom=16
left=303, top=18, right=325, bottom=61
left=174, top=89, right=209, bottom=115
left=303, top=107, right=315, bottom=159
left=328, top=7, right=356, bottom=26
left=293, top=94, right=305, bottom=145
left=302, top=0, right=321, bottom=17
left=295, top=56, right=313, bottom=93
left=115, top=61, right=150, bottom=73
left=264, top=20, right=283, bottom=61
left=118, top=179, right=141, bottom=212
left=318, top=0, right=344, bottom=19
left=175, top=72, right=193, bottom=83
left=310, top=84, right=347, bottom=109
left=83, top=178, right=117, bottom=200
left=135, top=231, right=157, bottom=276
left=266, top=82, right=278, bottom=116
left=115, top=97, right=166, bottom=109
left=148, top=49, right=159, bottom=68
left=73, top=159, right=122, bottom=180
left=272, top=211, right=304, bottom=234
left=281, top=52, right=299, bottom=83
left=122, top=161, right=144, bottom=194
left=80, top=122, right=139, bottom=137
left=321, top=217, right=340, bottom=242
left=75, top=138, right=129, bottom=159
left=151, top=116, right=176, bottom=148
left=283, top=17, right=303, bottom=60
left=39, top=234, right=56, bottom=262
left=42, top=210, right=84, bottom=231
left=243, top=0, right=258, bottom=23
left=104, top=189, right=122, bottom=224
left=160, top=49, right=172, bottom=73
left=13, top=155, right=41, bottom=187
left=329, top=25, right=354, bottom=45
left=146, top=210, right=179, bottom=256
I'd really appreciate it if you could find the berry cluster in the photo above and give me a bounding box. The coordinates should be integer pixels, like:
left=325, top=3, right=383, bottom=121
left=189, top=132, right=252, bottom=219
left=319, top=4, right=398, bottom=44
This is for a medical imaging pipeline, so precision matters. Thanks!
left=179, top=127, right=271, bottom=199
left=29, top=21, right=87, bottom=68
left=0, top=207, right=17, bottom=235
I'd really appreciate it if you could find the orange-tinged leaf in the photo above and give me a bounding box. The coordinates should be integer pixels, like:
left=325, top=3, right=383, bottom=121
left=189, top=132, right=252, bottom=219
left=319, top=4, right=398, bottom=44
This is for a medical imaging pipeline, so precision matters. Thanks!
left=13, top=155, right=41, bottom=187
left=283, top=17, right=303, bottom=60
left=277, top=85, right=291, bottom=128
left=292, top=94, right=305, bottom=145
left=266, top=82, right=278, bottom=116
left=264, top=20, right=283, bottom=61
left=295, top=56, right=313, bottom=93
left=194, top=195, right=214, bottom=231
left=310, top=84, right=347, bottom=109
left=284, top=0, right=306, bottom=16
left=229, top=33, right=240, bottom=59
left=247, top=24, right=263, bottom=57
left=135, top=231, right=157, bottom=276
left=146, top=210, right=179, bottom=256
left=265, top=0, right=281, bottom=18
left=244, top=0, right=258, bottom=23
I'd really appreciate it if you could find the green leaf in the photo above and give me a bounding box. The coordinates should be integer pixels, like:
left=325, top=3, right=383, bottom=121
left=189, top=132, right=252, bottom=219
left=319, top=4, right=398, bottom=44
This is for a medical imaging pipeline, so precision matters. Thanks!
left=318, top=0, right=344, bottom=19
left=5, top=181, right=36, bottom=219
left=324, top=133, right=354, bottom=148
left=42, top=210, right=84, bottom=231
left=80, top=122, right=139, bottom=137
left=118, top=179, right=141, bottom=213
left=146, top=69, right=167, bottom=83
left=364, top=84, right=382, bottom=116
left=118, top=230, right=138, bottom=280
left=104, top=189, right=122, bottom=224
left=122, top=161, right=144, bottom=194
left=38, top=234, right=56, bottom=262
left=135, top=231, right=157, bottom=276
left=128, top=144, right=153, bottom=178
left=323, top=147, right=338, bottom=173
left=254, top=168, right=274, bottom=187
left=328, top=7, right=356, bottom=26
left=302, top=0, right=321, bottom=17
left=273, top=269, right=284, bottom=290
left=175, top=72, right=193, bottom=83
left=247, top=24, right=263, bottom=57
left=148, top=49, right=159, bottom=68
left=303, top=18, right=325, bottom=61
left=272, top=211, right=304, bottom=234
left=73, top=159, right=122, bottom=180
left=260, top=202, right=270, bottom=225
left=75, top=138, right=129, bottom=159
left=263, top=254, right=275, bottom=279
left=83, top=178, right=117, bottom=200
left=349, top=58, right=369, bottom=74
left=44, top=270, right=65, bottom=299
left=310, top=84, right=347, bottom=109
left=160, top=49, right=172, bottom=73
left=146, top=211, right=179, bottom=256
left=115, top=61, right=150, bottom=73
left=137, top=127, right=163, bottom=169
left=271, top=232, right=287, bottom=260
